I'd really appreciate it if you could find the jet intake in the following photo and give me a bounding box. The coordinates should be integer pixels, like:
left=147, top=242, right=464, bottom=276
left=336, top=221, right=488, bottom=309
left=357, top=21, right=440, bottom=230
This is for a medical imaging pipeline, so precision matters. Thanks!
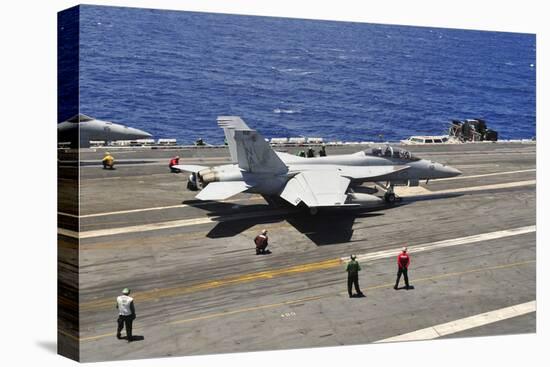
left=346, top=192, right=383, bottom=206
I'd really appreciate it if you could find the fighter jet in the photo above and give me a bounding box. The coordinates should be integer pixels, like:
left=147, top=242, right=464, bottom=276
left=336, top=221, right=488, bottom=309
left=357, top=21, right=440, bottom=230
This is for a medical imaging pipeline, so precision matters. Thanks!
left=177, top=116, right=461, bottom=214
left=58, top=113, right=152, bottom=148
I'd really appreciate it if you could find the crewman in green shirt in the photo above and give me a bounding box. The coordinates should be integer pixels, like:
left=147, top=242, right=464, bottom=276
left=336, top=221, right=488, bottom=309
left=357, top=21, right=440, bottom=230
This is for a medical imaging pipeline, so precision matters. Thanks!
left=346, top=255, right=365, bottom=298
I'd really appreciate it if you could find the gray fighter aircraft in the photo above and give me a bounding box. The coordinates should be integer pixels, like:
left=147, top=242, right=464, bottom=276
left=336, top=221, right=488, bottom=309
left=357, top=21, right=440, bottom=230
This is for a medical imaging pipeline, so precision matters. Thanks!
left=177, top=116, right=461, bottom=214
left=58, top=113, right=152, bottom=148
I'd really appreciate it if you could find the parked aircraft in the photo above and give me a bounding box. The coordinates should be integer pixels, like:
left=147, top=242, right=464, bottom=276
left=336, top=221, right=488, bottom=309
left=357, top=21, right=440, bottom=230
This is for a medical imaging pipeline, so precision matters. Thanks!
left=58, top=113, right=152, bottom=148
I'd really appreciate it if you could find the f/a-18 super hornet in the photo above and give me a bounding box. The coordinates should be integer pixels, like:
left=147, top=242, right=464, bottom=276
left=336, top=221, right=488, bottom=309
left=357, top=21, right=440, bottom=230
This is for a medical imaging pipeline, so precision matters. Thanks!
left=177, top=116, right=461, bottom=214
left=58, top=113, right=152, bottom=148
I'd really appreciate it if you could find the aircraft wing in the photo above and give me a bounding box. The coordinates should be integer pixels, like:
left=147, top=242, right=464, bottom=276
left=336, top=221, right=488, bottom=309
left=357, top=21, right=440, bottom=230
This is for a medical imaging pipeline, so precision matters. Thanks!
left=172, top=164, right=209, bottom=173
left=196, top=181, right=252, bottom=201
left=280, top=170, right=351, bottom=207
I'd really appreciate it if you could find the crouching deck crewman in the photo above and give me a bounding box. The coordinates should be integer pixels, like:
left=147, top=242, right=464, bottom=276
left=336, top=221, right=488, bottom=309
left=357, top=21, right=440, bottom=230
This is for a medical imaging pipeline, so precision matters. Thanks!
left=254, top=229, right=271, bottom=255
left=169, top=155, right=181, bottom=173
left=116, top=287, right=136, bottom=342
left=102, top=152, right=115, bottom=170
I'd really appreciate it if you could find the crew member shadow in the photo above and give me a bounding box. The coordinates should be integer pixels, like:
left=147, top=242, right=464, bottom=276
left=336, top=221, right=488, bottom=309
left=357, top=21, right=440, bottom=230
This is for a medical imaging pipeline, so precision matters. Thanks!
left=395, top=285, right=415, bottom=290
left=125, top=335, right=145, bottom=342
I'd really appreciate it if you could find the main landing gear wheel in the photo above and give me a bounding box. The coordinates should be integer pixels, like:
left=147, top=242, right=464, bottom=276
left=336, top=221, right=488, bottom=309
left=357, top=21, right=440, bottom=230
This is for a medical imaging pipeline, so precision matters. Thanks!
left=384, top=192, right=396, bottom=204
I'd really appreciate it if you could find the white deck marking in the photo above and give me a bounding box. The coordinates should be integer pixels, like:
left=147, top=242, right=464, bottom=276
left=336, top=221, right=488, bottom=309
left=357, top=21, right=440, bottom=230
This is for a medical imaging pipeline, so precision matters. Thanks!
left=432, top=180, right=535, bottom=194
left=436, top=169, right=535, bottom=181
left=58, top=212, right=79, bottom=218
left=58, top=228, right=79, bottom=238
left=376, top=300, right=536, bottom=342
left=341, top=225, right=535, bottom=263
left=58, top=177, right=536, bottom=219
left=64, top=209, right=291, bottom=239
left=396, top=179, right=536, bottom=197
left=80, top=204, right=189, bottom=218
left=57, top=197, right=263, bottom=219
left=59, top=179, right=536, bottom=239
left=77, top=217, right=215, bottom=239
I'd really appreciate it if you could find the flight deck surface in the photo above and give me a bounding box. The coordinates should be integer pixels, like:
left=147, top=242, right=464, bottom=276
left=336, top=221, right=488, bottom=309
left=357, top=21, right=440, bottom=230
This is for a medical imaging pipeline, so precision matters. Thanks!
left=58, top=142, right=536, bottom=362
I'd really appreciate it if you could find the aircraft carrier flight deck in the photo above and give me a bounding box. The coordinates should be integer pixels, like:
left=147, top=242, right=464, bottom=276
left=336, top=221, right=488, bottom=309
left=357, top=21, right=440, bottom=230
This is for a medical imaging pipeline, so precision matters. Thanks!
left=58, top=141, right=536, bottom=362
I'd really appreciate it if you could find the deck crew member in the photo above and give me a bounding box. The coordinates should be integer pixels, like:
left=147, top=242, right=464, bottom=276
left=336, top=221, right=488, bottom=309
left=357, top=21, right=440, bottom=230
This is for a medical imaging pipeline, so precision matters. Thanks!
left=102, top=152, right=115, bottom=169
left=254, top=229, right=270, bottom=255
left=116, top=288, right=136, bottom=342
left=319, top=144, right=327, bottom=157
left=394, top=247, right=411, bottom=290
left=346, top=255, right=364, bottom=298
left=169, top=155, right=180, bottom=173
left=306, top=147, right=315, bottom=158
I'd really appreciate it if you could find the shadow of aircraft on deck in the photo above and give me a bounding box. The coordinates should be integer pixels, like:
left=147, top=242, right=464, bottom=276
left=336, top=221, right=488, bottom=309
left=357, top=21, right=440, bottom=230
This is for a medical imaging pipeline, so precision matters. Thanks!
left=182, top=191, right=462, bottom=246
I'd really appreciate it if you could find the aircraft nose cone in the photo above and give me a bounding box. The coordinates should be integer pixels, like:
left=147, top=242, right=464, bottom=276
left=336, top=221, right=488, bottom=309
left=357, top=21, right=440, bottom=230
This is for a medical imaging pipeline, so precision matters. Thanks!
left=126, top=126, right=153, bottom=139
left=440, top=165, right=462, bottom=178
left=128, top=127, right=153, bottom=139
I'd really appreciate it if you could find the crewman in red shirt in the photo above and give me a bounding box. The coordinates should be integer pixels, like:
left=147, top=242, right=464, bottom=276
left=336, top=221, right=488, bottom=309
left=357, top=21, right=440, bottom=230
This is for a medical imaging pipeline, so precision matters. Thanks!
left=394, top=246, right=411, bottom=290
left=254, top=229, right=270, bottom=255
left=169, top=156, right=180, bottom=173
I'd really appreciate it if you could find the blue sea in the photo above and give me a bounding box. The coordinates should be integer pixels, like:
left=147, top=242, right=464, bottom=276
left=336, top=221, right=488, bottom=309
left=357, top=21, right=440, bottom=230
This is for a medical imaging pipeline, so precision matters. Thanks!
left=68, top=5, right=536, bottom=144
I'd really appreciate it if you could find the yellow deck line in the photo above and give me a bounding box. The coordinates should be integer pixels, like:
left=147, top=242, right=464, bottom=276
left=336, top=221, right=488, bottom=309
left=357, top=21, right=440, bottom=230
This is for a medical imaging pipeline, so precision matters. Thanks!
left=80, top=258, right=342, bottom=311
left=79, top=225, right=535, bottom=311
left=72, top=260, right=534, bottom=342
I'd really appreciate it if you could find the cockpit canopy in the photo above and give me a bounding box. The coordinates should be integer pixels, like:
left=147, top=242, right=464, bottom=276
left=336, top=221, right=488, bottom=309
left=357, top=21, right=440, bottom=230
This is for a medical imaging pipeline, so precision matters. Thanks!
left=366, top=146, right=420, bottom=161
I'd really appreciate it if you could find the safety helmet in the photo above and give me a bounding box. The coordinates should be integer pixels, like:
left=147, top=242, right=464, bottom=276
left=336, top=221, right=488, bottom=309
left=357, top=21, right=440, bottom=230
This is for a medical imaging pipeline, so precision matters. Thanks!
left=175, top=155, right=180, bottom=159
left=105, top=152, right=110, bottom=155
left=402, top=247, right=408, bottom=252
left=350, top=254, right=356, bottom=260
left=262, top=229, right=268, bottom=235
left=122, top=288, right=130, bottom=295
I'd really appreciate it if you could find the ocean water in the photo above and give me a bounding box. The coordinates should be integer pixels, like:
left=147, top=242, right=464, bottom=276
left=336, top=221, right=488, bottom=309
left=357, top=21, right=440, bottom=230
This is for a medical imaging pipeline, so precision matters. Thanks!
left=71, top=5, right=536, bottom=144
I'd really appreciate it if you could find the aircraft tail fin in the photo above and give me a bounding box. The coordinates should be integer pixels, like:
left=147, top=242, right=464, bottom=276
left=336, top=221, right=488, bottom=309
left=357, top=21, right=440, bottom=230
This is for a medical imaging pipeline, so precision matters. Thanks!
left=217, top=116, right=251, bottom=163
left=217, top=116, right=288, bottom=174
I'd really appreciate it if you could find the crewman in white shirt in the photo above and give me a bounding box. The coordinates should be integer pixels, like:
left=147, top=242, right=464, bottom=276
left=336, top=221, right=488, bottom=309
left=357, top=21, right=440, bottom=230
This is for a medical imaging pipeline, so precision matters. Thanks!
left=116, top=288, right=136, bottom=342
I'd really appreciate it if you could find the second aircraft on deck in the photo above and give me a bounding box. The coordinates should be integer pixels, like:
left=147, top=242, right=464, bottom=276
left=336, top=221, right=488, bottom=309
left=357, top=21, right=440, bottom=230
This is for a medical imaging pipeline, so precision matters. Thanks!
left=176, top=116, right=462, bottom=214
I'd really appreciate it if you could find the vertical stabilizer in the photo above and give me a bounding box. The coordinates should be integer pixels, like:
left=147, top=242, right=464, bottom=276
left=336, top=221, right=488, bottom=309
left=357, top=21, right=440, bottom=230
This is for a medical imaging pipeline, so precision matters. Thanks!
left=217, top=116, right=287, bottom=174
left=217, top=116, right=251, bottom=164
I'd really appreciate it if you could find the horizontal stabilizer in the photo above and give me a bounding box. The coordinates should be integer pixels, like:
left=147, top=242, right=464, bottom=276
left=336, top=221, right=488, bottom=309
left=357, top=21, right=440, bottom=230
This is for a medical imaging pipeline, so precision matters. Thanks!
left=196, top=181, right=251, bottom=201
left=172, top=164, right=208, bottom=173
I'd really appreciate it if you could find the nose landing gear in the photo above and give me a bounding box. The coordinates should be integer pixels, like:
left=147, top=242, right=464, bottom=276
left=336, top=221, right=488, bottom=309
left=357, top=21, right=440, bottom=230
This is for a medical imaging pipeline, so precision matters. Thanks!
left=376, top=182, right=402, bottom=204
